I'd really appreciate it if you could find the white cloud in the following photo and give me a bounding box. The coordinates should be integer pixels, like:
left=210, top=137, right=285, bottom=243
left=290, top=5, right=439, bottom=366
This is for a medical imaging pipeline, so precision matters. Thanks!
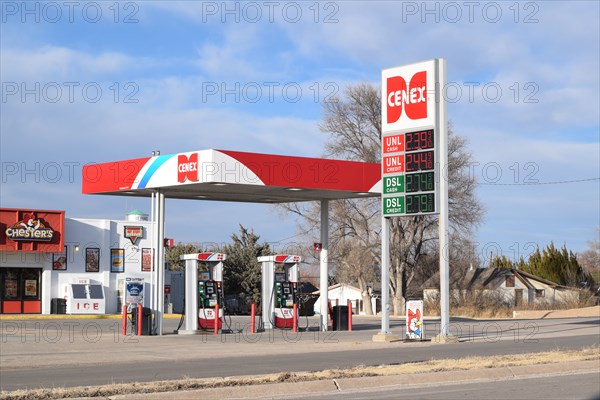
left=1, top=46, right=134, bottom=82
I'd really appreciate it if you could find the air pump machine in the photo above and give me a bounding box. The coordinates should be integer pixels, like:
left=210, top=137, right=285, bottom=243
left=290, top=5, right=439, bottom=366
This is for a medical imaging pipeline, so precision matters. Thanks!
left=179, top=252, right=226, bottom=334
left=259, top=255, right=301, bottom=329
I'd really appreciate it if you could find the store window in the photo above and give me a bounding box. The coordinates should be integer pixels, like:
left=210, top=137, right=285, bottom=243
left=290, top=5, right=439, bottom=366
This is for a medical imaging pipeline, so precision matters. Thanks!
left=2, top=270, right=20, bottom=300
left=1, top=268, right=42, bottom=314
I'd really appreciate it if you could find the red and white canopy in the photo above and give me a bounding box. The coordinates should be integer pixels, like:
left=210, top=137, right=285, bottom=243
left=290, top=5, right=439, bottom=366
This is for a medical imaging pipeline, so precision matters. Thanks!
left=82, top=149, right=381, bottom=202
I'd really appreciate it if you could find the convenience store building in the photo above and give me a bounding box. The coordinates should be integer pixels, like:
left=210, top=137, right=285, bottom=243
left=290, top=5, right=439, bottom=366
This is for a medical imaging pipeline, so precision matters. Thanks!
left=1, top=208, right=161, bottom=315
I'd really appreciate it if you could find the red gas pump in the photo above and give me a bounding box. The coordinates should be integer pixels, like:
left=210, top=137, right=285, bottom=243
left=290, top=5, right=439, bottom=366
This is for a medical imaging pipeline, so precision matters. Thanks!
left=179, top=252, right=225, bottom=333
left=196, top=252, right=225, bottom=330
left=259, top=255, right=301, bottom=329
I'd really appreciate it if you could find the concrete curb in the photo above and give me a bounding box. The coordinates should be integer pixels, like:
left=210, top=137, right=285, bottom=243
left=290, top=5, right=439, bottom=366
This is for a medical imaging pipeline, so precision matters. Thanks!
left=0, top=314, right=184, bottom=321
left=108, top=360, right=599, bottom=399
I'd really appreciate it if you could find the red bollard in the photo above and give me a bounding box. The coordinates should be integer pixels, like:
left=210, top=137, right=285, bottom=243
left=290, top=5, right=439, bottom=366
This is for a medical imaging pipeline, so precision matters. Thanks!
left=137, top=303, right=142, bottom=336
left=292, top=303, right=298, bottom=333
left=121, top=305, right=127, bottom=335
left=214, top=304, right=219, bottom=335
left=250, top=303, right=256, bottom=334
left=347, top=300, right=353, bottom=332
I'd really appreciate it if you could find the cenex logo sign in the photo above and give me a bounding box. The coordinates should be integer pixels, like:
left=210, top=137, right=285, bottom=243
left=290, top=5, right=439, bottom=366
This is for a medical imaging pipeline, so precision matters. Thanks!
left=177, top=153, right=199, bottom=183
left=386, top=71, right=427, bottom=124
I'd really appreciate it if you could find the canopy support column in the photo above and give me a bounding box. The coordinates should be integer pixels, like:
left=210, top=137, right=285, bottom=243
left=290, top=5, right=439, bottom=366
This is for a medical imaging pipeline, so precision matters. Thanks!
left=154, top=191, right=166, bottom=335
left=320, top=200, right=329, bottom=331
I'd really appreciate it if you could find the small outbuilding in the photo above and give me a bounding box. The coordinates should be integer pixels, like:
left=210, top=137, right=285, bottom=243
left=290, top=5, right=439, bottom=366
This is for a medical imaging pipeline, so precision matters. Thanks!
left=312, top=283, right=377, bottom=315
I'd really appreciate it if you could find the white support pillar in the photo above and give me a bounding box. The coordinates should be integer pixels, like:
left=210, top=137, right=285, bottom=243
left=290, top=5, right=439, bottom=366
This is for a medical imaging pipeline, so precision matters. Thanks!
left=155, top=191, right=166, bottom=335
left=319, top=199, right=329, bottom=331
left=438, top=58, right=450, bottom=337
left=180, top=257, right=200, bottom=334
left=150, top=192, right=156, bottom=327
left=380, top=216, right=390, bottom=334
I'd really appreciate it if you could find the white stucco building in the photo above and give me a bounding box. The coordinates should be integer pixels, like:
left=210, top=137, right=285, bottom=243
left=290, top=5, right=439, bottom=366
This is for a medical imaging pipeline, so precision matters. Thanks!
left=313, top=283, right=377, bottom=315
left=1, top=208, right=177, bottom=315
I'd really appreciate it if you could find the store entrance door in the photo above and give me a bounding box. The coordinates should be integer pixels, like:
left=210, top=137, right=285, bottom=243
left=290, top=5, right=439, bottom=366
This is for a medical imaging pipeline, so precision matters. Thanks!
left=1, top=268, right=42, bottom=314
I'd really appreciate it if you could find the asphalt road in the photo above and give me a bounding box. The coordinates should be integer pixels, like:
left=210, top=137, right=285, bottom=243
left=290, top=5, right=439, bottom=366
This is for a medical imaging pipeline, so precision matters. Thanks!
left=293, top=372, right=600, bottom=400
left=3, top=334, right=599, bottom=391
left=1, top=316, right=599, bottom=391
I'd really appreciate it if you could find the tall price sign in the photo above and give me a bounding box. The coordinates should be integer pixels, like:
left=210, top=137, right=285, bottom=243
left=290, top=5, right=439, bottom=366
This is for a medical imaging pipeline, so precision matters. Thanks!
left=381, top=60, right=444, bottom=216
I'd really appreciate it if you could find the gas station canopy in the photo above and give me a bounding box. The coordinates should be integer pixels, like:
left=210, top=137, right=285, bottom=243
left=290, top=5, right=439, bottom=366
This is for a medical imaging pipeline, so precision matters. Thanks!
left=82, top=149, right=382, bottom=202
left=82, top=149, right=381, bottom=334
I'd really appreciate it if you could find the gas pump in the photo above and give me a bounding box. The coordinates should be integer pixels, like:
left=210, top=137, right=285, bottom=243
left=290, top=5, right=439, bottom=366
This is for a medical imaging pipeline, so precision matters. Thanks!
left=259, top=255, right=301, bottom=329
left=179, top=252, right=225, bottom=334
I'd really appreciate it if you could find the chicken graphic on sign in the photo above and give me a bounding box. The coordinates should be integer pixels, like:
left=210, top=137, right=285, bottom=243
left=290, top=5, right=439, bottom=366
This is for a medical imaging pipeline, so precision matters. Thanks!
left=406, top=300, right=424, bottom=340
left=5, top=212, right=54, bottom=241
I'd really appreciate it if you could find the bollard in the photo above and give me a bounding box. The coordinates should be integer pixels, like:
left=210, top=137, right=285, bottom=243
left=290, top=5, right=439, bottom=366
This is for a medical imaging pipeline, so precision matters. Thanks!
left=121, top=305, right=127, bottom=335
left=347, top=300, right=353, bottom=331
left=292, top=303, right=298, bottom=333
left=137, top=303, right=142, bottom=336
left=214, top=304, right=219, bottom=335
left=250, top=303, right=256, bottom=334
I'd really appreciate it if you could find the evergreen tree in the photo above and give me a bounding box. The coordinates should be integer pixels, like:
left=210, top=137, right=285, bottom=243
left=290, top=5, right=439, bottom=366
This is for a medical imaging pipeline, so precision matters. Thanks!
left=490, top=255, right=513, bottom=269
left=222, top=225, right=271, bottom=305
left=489, top=243, right=593, bottom=288
left=165, top=242, right=200, bottom=271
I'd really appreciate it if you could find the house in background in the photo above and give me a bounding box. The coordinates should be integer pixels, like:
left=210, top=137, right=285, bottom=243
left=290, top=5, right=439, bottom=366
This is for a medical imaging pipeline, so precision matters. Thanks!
left=422, top=267, right=581, bottom=306
left=312, top=283, right=378, bottom=315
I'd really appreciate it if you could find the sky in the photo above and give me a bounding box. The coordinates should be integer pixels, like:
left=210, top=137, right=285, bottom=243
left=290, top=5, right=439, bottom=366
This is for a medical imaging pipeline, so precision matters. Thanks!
left=1, top=1, right=599, bottom=266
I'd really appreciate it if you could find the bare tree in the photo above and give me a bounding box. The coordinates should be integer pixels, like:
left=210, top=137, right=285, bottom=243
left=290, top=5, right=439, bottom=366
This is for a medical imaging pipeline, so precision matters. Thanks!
left=280, top=83, right=484, bottom=315
left=578, top=227, right=600, bottom=274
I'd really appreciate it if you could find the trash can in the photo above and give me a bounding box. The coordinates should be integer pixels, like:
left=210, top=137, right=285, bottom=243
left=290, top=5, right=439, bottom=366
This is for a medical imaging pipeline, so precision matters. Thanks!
left=332, top=305, right=349, bottom=331
left=131, top=307, right=153, bottom=335
left=51, top=298, right=66, bottom=314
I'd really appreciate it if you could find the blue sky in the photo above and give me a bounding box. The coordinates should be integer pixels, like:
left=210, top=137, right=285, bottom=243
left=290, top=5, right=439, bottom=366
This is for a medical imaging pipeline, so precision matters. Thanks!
left=1, top=1, right=599, bottom=264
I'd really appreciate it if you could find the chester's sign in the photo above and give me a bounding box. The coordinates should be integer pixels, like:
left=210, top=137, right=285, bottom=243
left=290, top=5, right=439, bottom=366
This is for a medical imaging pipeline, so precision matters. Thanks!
left=5, top=213, right=54, bottom=242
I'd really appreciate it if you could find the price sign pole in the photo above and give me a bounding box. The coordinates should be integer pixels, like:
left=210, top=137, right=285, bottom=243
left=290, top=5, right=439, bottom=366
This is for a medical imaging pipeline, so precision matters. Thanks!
left=437, top=60, right=452, bottom=341
left=376, top=58, right=453, bottom=342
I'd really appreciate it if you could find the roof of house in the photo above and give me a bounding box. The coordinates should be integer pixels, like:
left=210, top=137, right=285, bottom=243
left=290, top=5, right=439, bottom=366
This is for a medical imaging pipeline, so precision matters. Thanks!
left=421, top=267, right=573, bottom=291
left=422, top=267, right=511, bottom=290
left=298, top=281, right=319, bottom=294
left=311, top=283, right=363, bottom=295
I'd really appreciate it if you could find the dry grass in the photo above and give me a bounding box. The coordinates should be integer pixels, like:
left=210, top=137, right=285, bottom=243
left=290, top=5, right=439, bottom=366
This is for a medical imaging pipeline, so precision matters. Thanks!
left=424, top=291, right=598, bottom=319
left=1, top=346, right=598, bottom=400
